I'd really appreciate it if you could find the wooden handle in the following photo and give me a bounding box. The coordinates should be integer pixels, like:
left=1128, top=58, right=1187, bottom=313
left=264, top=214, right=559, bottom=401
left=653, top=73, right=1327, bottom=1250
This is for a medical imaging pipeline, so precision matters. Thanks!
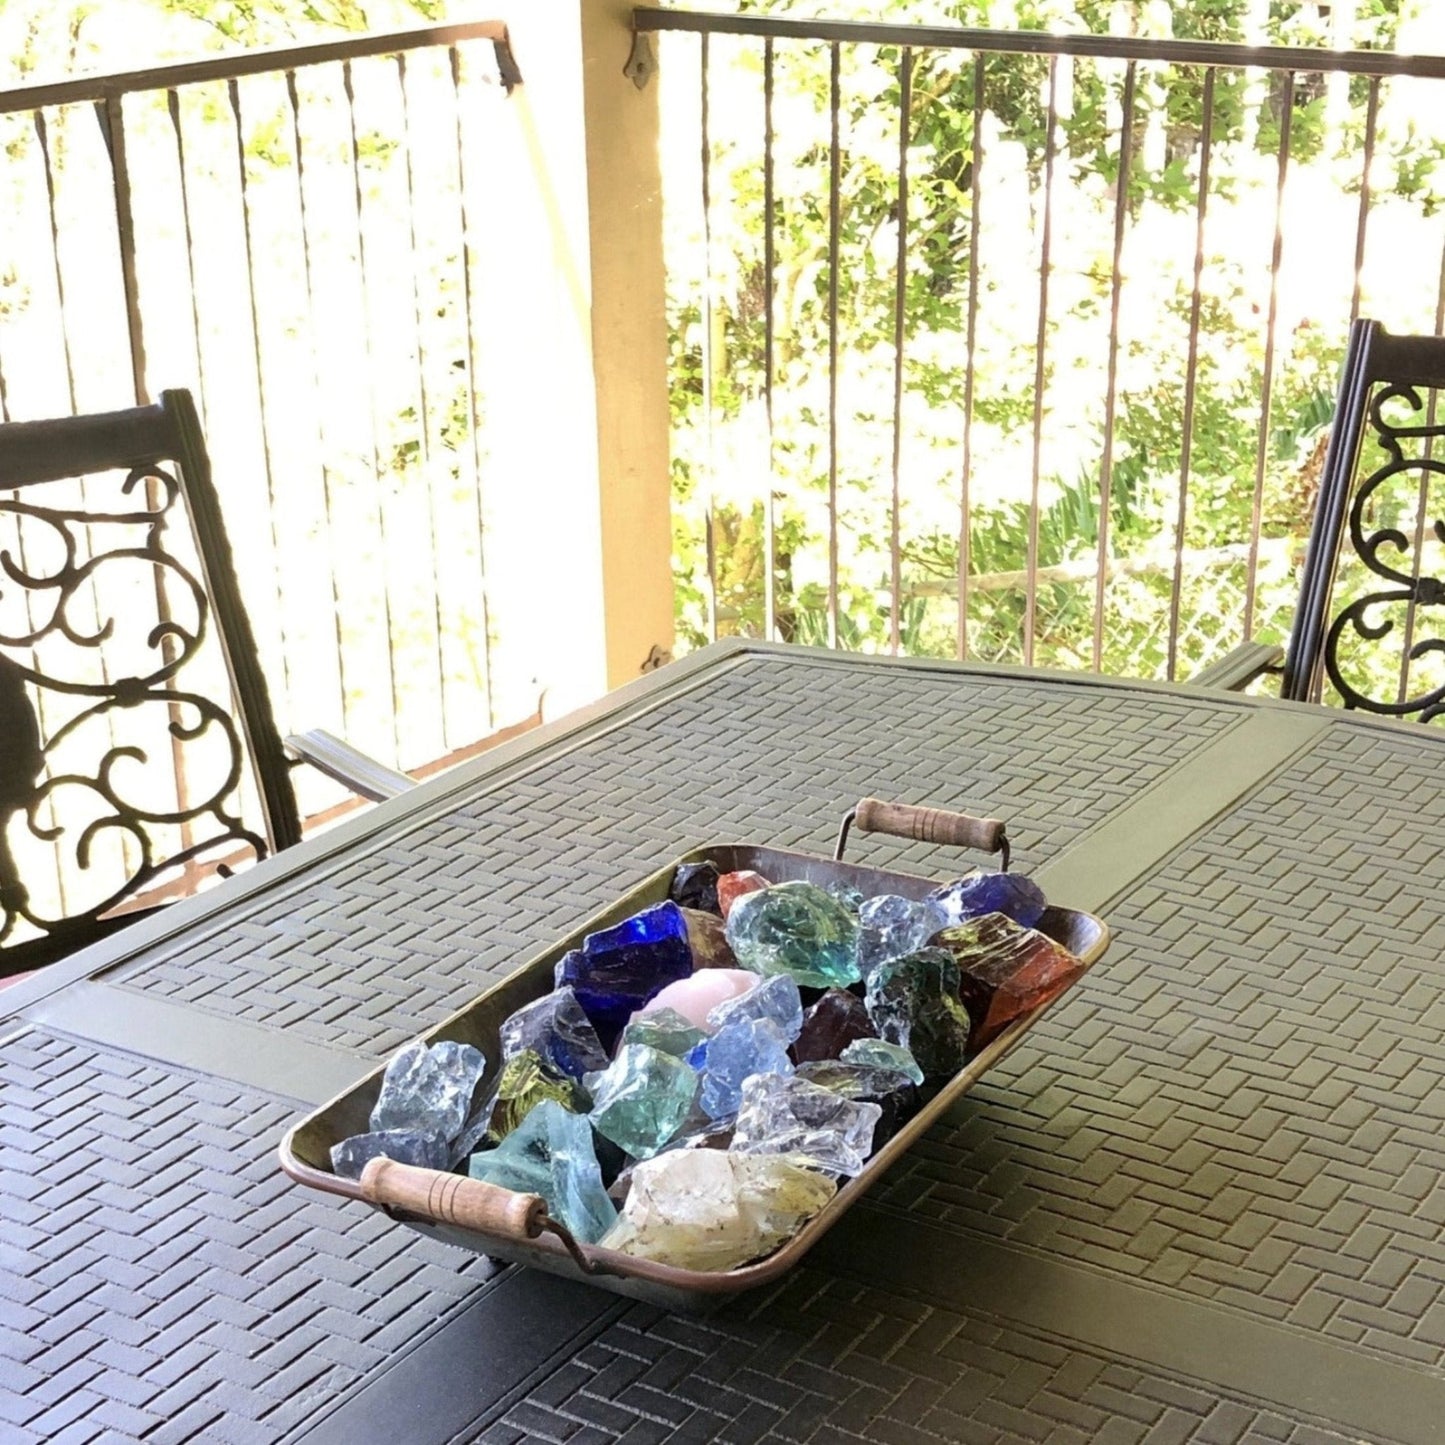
left=359, top=1157, right=547, bottom=1240
left=854, top=798, right=1006, bottom=854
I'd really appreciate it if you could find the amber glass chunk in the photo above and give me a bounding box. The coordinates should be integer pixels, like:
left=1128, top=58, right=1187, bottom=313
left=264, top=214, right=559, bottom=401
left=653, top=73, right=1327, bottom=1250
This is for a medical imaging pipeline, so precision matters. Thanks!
left=930, top=912, right=1086, bottom=1052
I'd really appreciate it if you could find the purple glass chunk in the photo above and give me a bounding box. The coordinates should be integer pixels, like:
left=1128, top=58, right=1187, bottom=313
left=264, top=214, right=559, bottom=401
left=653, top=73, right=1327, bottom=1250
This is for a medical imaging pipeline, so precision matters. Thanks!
left=498, top=987, right=608, bottom=1082
left=929, top=871, right=1047, bottom=929
left=558, top=901, right=695, bottom=1045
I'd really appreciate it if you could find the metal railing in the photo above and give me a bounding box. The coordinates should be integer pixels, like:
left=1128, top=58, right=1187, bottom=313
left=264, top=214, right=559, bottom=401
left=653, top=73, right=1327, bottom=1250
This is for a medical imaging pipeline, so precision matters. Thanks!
left=0, top=21, right=525, bottom=820
left=641, top=7, right=1445, bottom=681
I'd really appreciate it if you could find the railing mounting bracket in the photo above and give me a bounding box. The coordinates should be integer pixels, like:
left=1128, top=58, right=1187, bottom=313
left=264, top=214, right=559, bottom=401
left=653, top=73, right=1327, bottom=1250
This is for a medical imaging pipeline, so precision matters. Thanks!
left=641, top=644, right=672, bottom=673
left=625, top=30, right=657, bottom=90
left=492, top=33, right=523, bottom=93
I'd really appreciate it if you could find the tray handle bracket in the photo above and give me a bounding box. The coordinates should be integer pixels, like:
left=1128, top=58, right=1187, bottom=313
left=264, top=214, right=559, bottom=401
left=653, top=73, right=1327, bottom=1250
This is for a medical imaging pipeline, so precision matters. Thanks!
left=836, top=798, right=1010, bottom=870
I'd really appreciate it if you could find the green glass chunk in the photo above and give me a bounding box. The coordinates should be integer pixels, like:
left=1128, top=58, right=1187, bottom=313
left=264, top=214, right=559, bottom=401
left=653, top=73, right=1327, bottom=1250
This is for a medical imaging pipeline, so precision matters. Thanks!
left=724, top=881, right=861, bottom=989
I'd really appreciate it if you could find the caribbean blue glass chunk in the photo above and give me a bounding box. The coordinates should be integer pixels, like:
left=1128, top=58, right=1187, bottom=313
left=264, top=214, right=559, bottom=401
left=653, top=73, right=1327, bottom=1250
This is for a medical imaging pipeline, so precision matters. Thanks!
left=468, top=1101, right=618, bottom=1245
left=929, top=870, right=1047, bottom=929
left=724, top=882, right=861, bottom=989
left=558, top=902, right=694, bottom=1044
left=857, top=894, right=949, bottom=978
left=670, top=860, right=721, bottom=915
left=369, top=1039, right=486, bottom=1144
left=619, top=1007, right=709, bottom=1059
left=840, top=1037, right=925, bottom=1085
left=498, top=987, right=609, bottom=1082
left=588, top=1044, right=698, bottom=1159
left=706, top=973, right=804, bottom=1042
left=695, top=1017, right=794, bottom=1121
left=330, top=1128, right=448, bottom=1180
left=864, top=947, right=971, bottom=1081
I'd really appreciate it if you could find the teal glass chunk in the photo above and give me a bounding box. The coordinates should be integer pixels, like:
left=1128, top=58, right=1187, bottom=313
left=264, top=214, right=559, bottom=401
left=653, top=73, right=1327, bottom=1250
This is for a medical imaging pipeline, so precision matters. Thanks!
left=588, top=1044, right=698, bottom=1159
left=468, top=1100, right=617, bottom=1245
left=864, top=947, right=972, bottom=1081
left=724, top=881, right=861, bottom=989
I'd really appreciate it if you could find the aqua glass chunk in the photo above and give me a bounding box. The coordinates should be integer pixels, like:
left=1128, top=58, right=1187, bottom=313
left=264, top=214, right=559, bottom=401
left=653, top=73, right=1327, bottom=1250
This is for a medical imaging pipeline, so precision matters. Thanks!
left=588, top=1044, right=698, bottom=1159
left=477, top=1050, right=590, bottom=1147
left=369, top=1039, right=486, bottom=1144
left=732, top=1072, right=882, bottom=1176
left=619, top=1007, right=709, bottom=1059
left=499, top=987, right=608, bottom=1082
left=724, top=881, right=861, bottom=989
left=706, top=973, right=804, bottom=1042
left=468, top=1100, right=618, bottom=1244
left=558, top=902, right=694, bottom=1045
left=857, top=894, right=948, bottom=977
left=794, top=1060, right=918, bottom=1144
left=929, top=871, right=1047, bottom=929
left=696, top=1017, right=794, bottom=1121
left=792, top=988, right=876, bottom=1064
left=839, top=1037, right=924, bottom=1085
left=864, top=947, right=971, bottom=1081
left=330, top=1129, right=448, bottom=1179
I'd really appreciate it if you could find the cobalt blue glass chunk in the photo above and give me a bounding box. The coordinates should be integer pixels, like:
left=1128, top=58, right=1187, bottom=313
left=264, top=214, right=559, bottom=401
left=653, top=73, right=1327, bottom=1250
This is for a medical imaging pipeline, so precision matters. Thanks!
left=929, top=871, right=1047, bottom=929
left=558, top=901, right=695, bottom=1045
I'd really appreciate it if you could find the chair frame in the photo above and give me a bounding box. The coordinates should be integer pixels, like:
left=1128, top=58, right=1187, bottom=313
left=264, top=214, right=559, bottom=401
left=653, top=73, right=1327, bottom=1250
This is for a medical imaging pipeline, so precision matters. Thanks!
left=0, top=390, right=301, bottom=968
left=1198, top=319, right=1445, bottom=721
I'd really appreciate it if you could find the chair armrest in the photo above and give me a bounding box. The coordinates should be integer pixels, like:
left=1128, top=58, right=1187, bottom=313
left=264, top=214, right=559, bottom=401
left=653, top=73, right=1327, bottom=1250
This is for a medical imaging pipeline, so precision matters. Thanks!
left=1191, top=641, right=1285, bottom=692
left=284, top=729, right=417, bottom=802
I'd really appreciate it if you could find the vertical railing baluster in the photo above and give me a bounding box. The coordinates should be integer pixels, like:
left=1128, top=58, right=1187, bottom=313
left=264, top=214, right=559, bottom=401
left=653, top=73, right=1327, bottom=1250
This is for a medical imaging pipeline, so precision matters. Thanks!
left=286, top=68, right=357, bottom=747
left=1167, top=67, right=1215, bottom=682
left=342, top=58, right=405, bottom=764
left=102, top=93, right=148, bottom=405
left=763, top=37, right=777, bottom=644
left=167, top=89, right=209, bottom=397
left=396, top=52, right=448, bottom=750
left=958, top=57, right=985, bottom=661
left=827, top=41, right=842, bottom=650
left=1243, top=69, right=1294, bottom=643
left=449, top=43, right=496, bottom=728
left=1092, top=60, right=1137, bottom=674
left=889, top=48, right=912, bottom=657
left=699, top=34, right=718, bottom=643
left=1025, top=55, right=1061, bottom=667
left=35, top=112, right=78, bottom=414
left=229, top=76, right=323, bottom=739
left=1349, top=76, right=1379, bottom=324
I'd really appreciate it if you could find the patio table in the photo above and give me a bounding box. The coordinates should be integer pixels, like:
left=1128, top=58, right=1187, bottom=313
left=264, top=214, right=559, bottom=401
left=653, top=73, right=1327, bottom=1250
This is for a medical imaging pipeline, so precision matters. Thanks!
left=3, top=640, right=1443, bottom=1445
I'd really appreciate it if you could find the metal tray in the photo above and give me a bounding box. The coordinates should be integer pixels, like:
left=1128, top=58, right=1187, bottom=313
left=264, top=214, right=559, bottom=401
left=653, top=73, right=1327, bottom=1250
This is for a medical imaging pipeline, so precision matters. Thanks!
left=280, top=803, right=1110, bottom=1313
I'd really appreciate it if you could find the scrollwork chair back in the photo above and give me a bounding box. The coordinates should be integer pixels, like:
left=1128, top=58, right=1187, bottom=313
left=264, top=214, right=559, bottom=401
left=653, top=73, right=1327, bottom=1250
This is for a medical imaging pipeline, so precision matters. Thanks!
left=0, top=389, right=301, bottom=975
left=1284, top=320, right=1445, bottom=722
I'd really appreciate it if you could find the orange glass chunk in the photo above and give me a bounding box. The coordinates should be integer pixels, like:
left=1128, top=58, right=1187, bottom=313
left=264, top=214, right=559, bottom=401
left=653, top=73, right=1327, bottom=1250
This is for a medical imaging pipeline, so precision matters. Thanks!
left=930, top=912, right=1085, bottom=1053
left=716, top=869, right=770, bottom=919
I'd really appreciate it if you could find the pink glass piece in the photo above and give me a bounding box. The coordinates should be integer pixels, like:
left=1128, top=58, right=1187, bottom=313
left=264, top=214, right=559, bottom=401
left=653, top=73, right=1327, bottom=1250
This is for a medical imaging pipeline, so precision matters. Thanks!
left=633, top=969, right=760, bottom=1032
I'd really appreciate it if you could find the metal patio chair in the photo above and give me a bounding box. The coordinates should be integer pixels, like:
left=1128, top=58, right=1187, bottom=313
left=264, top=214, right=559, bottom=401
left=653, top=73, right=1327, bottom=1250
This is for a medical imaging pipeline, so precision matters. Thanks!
left=0, top=389, right=412, bottom=976
left=1196, top=319, right=1445, bottom=722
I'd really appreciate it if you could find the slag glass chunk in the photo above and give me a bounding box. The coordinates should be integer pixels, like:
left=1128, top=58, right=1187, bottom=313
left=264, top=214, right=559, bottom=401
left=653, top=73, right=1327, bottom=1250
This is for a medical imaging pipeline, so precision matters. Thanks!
left=695, top=1016, right=794, bottom=1121
left=731, top=1072, right=882, bottom=1176
left=863, top=947, right=971, bottom=1081
left=498, top=987, right=608, bottom=1082
left=369, top=1039, right=486, bottom=1144
left=468, top=1100, right=617, bottom=1244
left=724, top=881, right=861, bottom=989
left=587, top=1044, right=698, bottom=1159
left=856, top=894, right=948, bottom=977
left=930, top=912, right=1085, bottom=1051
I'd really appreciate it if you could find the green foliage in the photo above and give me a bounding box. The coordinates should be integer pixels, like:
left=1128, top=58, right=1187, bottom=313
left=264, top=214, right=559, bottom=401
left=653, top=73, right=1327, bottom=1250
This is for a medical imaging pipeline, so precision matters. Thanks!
left=667, top=0, right=1442, bottom=690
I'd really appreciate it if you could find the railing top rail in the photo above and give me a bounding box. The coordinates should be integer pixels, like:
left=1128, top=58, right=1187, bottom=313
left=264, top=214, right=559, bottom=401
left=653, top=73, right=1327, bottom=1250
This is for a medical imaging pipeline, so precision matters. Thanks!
left=634, top=7, right=1445, bottom=79
left=0, top=18, right=520, bottom=115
